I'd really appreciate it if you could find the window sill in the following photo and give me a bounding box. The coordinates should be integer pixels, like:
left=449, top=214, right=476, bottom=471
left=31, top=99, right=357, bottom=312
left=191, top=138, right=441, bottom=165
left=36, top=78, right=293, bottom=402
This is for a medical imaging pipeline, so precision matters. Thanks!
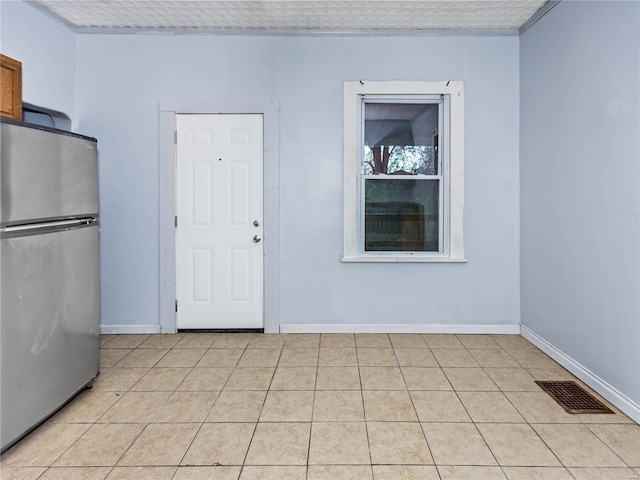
left=341, top=255, right=468, bottom=263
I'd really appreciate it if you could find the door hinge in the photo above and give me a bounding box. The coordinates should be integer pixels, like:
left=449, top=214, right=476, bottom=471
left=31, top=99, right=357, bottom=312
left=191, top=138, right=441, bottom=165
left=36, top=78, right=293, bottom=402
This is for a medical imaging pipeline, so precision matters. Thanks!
left=174, top=131, right=177, bottom=143
left=175, top=300, right=178, bottom=312
left=175, top=216, right=178, bottom=228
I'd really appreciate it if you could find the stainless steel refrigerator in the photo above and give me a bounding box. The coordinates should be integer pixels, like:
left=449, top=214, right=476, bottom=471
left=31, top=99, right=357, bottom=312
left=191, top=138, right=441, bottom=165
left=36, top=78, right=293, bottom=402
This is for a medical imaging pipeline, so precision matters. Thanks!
left=0, top=119, right=100, bottom=452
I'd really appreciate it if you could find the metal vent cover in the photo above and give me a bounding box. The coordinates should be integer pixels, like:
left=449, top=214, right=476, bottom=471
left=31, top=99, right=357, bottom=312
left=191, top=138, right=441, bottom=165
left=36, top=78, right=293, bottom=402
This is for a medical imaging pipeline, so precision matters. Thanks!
left=536, top=381, right=614, bottom=414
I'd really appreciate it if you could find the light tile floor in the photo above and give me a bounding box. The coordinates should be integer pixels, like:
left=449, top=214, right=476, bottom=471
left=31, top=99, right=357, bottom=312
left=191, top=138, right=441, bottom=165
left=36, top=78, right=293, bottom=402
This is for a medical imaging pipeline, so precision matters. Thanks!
left=2, top=333, right=639, bottom=480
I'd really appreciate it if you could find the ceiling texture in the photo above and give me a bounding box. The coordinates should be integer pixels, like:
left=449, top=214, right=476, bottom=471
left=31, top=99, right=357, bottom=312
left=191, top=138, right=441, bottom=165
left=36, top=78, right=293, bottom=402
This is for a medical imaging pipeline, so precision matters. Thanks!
left=29, top=0, right=555, bottom=34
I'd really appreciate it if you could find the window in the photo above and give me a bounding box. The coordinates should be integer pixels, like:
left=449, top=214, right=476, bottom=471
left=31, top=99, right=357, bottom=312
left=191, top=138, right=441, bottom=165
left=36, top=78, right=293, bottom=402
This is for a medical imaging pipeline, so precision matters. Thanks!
left=342, top=81, right=465, bottom=262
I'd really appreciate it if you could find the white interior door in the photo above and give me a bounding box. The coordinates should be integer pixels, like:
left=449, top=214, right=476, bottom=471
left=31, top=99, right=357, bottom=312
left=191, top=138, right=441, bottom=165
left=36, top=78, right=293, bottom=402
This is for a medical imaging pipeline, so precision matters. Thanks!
left=176, top=114, right=263, bottom=329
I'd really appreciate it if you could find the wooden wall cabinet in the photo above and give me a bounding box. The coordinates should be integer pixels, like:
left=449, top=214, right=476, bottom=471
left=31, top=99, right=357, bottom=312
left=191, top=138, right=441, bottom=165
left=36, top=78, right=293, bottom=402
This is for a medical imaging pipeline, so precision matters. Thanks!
left=1, top=54, right=22, bottom=121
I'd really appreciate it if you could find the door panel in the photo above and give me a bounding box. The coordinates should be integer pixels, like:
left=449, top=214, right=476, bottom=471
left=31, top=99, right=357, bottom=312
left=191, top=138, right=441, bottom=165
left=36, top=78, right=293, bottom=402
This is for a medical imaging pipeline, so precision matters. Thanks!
left=176, top=114, right=263, bottom=329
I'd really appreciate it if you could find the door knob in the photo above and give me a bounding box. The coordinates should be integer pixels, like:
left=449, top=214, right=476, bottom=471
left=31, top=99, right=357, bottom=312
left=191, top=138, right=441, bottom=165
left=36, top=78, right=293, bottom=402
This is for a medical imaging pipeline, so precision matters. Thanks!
left=253, top=220, right=261, bottom=227
left=253, top=235, right=261, bottom=243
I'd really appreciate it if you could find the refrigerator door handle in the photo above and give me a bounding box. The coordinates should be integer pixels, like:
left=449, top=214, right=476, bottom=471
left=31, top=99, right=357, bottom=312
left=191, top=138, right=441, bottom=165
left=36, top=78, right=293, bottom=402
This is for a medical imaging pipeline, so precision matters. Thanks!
left=0, top=217, right=98, bottom=236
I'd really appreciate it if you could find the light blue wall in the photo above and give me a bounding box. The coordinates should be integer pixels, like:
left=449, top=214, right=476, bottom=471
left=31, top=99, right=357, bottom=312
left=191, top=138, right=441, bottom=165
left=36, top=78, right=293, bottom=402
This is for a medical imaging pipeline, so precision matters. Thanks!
left=74, top=34, right=521, bottom=329
left=0, top=0, right=76, bottom=124
left=520, top=1, right=640, bottom=409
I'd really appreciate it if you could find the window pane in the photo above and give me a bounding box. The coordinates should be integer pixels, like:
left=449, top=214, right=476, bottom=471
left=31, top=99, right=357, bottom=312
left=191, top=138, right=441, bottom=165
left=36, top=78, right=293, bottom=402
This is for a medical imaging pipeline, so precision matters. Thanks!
left=364, top=179, right=439, bottom=252
left=364, top=103, right=439, bottom=175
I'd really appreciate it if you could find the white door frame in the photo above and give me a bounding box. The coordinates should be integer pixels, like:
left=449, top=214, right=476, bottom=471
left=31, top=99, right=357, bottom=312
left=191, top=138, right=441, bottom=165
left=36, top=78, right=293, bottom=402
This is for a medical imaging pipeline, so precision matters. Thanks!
left=159, top=98, right=280, bottom=333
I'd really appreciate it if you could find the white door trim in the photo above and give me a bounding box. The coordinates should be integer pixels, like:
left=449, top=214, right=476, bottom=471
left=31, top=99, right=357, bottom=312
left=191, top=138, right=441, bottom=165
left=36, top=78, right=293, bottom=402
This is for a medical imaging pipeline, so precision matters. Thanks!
left=159, top=98, right=280, bottom=333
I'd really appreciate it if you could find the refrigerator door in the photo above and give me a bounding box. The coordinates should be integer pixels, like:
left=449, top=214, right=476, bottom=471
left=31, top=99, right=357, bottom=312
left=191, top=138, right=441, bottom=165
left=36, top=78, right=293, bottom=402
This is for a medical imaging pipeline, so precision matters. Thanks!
left=0, top=225, right=100, bottom=451
left=0, top=122, right=98, bottom=225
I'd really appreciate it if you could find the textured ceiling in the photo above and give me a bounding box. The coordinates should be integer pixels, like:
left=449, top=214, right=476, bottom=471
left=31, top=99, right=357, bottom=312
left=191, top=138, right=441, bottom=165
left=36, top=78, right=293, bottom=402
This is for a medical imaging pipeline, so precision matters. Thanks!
left=31, top=0, right=551, bottom=32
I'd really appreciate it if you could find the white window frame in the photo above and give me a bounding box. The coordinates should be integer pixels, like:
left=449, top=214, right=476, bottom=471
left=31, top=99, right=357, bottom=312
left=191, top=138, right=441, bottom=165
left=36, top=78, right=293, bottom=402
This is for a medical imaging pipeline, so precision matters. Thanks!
left=342, top=80, right=466, bottom=263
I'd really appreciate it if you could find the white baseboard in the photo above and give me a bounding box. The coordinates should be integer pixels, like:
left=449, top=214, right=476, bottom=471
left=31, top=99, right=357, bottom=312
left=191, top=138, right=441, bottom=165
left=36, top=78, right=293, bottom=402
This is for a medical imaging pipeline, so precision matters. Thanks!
left=521, top=326, right=640, bottom=424
left=100, top=324, right=162, bottom=335
left=280, top=323, right=521, bottom=334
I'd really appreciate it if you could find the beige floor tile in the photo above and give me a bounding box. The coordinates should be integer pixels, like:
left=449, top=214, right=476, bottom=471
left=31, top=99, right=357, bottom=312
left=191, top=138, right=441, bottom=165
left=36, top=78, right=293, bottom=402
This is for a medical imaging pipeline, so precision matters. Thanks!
left=0, top=467, right=47, bottom=480
left=355, top=334, right=391, bottom=348
left=388, top=334, right=429, bottom=348
left=237, top=348, right=281, bottom=368
left=432, top=349, right=479, bottom=367
left=99, top=349, right=131, bottom=368
left=100, top=335, right=117, bottom=346
left=206, top=390, right=267, bottom=422
left=259, top=390, right=314, bottom=422
left=502, top=466, right=574, bottom=479
left=319, top=334, right=356, bottom=348
left=278, top=348, right=319, bottom=367
left=54, top=424, right=144, bottom=466
left=153, top=391, right=218, bottom=422
left=308, top=422, right=370, bottom=465
left=308, top=465, right=373, bottom=480
left=247, top=334, right=287, bottom=349
left=367, top=422, right=432, bottom=465
left=458, top=391, right=525, bottom=423
left=115, top=348, right=169, bottom=368
left=402, top=366, right=452, bottom=390
left=91, top=368, right=149, bottom=391
left=224, top=368, right=275, bottom=391
left=284, top=333, right=320, bottom=348
left=484, top=368, right=539, bottom=391
left=130, top=367, right=191, bottom=391
left=490, top=335, right=536, bottom=350
left=283, top=334, right=320, bottom=348
left=533, top=424, right=627, bottom=467
left=177, top=367, right=233, bottom=391
left=357, top=348, right=398, bottom=366
left=577, top=408, right=635, bottom=424
left=245, top=423, right=310, bottom=465
left=239, top=466, right=306, bottom=479
left=173, top=466, right=241, bottom=480
left=196, top=348, right=244, bottom=368
left=423, top=334, right=464, bottom=349
left=1, top=423, right=91, bottom=467
left=509, top=350, right=559, bottom=369
left=526, top=367, right=578, bottom=381
left=155, top=349, right=206, bottom=368
left=443, top=368, right=499, bottom=391
left=359, top=366, right=406, bottom=390
left=478, top=424, right=561, bottom=466
left=315, top=366, right=361, bottom=390
left=318, top=348, right=358, bottom=366
left=270, top=367, right=317, bottom=390
left=174, top=333, right=219, bottom=349
left=468, top=349, right=520, bottom=368
left=373, top=465, right=439, bottom=480
left=568, top=467, right=640, bottom=479
left=363, top=390, right=417, bottom=421
left=313, top=391, right=364, bottom=421
left=438, top=466, right=507, bottom=480
left=410, top=391, right=472, bottom=423
left=139, top=334, right=184, bottom=349
left=98, top=391, right=171, bottom=423
left=181, top=423, right=255, bottom=466
left=505, top=391, right=581, bottom=423
left=588, top=424, right=640, bottom=466
left=101, top=335, right=150, bottom=349
left=394, top=349, right=438, bottom=367
left=105, top=466, right=177, bottom=479
left=118, top=423, right=199, bottom=466
left=37, top=467, right=111, bottom=479
left=456, top=334, right=500, bottom=349
left=49, top=391, right=121, bottom=423
left=212, top=334, right=253, bottom=349
left=422, top=423, right=496, bottom=466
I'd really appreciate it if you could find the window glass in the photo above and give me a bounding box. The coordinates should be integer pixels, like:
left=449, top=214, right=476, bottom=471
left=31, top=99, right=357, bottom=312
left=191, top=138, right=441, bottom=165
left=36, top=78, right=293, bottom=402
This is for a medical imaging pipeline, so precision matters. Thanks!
left=364, top=179, right=439, bottom=252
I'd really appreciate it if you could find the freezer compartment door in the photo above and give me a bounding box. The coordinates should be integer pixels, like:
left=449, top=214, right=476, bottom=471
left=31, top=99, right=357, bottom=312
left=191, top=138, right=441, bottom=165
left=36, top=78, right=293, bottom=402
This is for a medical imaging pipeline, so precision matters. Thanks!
left=0, top=122, right=98, bottom=224
left=1, top=226, right=100, bottom=452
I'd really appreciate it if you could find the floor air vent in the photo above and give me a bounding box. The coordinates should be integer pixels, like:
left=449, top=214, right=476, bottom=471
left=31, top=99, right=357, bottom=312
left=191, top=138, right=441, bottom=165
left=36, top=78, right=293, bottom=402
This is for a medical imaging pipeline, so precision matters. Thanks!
left=535, top=381, right=614, bottom=414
